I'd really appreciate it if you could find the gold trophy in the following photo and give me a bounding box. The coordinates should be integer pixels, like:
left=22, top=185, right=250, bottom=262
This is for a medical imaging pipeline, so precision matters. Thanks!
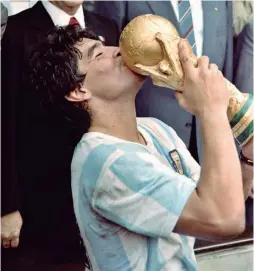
left=119, top=14, right=253, bottom=146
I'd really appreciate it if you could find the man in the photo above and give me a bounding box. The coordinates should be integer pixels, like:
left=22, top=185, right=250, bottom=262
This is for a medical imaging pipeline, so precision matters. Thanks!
left=95, top=0, right=254, bottom=235
left=29, top=25, right=253, bottom=271
left=94, top=0, right=234, bottom=162
left=1, top=1, right=118, bottom=270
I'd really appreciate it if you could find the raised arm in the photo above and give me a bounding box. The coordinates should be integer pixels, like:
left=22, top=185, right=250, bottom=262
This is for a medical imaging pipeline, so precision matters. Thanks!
left=174, top=40, right=245, bottom=240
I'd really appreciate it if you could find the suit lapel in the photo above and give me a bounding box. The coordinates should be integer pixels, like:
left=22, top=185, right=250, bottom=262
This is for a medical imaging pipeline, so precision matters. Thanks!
left=202, top=1, right=217, bottom=54
left=147, top=1, right=180, bottom=32
left=29, top=1, right=54, bottom=31
left=83, top=9, right=102, bottom=37
left=202, top=1, right=225, bottom=57
left=83, top=8, right=97, bottom=29
left=83, top=9, right=109, bottom=44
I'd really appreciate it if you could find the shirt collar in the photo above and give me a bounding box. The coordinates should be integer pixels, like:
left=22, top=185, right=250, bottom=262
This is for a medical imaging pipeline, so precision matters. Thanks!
left=42, top=1, right=85, bottom=29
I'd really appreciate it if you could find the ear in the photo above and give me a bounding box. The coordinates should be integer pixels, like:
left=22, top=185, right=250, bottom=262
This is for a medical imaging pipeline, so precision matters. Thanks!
left=65, top=87, right=92, bottom=102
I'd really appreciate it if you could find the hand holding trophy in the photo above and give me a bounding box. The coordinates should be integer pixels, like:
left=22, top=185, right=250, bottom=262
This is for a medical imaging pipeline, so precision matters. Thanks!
left=119, top=14, right=253, bottom=146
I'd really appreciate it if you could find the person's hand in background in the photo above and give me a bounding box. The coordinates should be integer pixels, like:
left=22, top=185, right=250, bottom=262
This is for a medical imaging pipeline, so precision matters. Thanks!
left=1, top=211, right=23, bottom=248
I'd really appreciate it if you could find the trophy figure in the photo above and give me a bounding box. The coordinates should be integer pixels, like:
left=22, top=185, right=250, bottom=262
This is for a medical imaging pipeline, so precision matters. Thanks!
left=119, top=14, right=253, bottom=146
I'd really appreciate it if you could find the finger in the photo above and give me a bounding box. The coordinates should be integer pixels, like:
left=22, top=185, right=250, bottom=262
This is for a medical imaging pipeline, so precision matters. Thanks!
left=2, top=239, right=10, bottom=248
left=12, top=229, right=20, bottom=239
left=1, top=232, right=11, bottom=240
left=197, top=56, right=209, bottom=70
left=174, top=91, right=183, bottom=104
left=217, top=70, right=224, bottom=78
left=209, top=63, right=218, bottom=72
left=11, top=237, right=19, bottom=248
left=178, top=39, right=195, bottom=74
left=1, top=229, right=20, bottom=240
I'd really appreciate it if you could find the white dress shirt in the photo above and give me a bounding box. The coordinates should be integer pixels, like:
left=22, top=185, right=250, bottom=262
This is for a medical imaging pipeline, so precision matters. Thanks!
left=42, top=1, right=85, bottom=29
left=170, top=0, right=203, bottom=57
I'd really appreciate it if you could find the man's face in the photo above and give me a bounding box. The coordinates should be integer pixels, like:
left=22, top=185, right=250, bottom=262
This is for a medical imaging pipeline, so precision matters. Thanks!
left=77, top=39, right=144, bottom=101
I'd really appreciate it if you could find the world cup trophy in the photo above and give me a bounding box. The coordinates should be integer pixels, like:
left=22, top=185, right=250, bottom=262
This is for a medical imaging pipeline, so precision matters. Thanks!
left=119, top=14, right=253, bottom=146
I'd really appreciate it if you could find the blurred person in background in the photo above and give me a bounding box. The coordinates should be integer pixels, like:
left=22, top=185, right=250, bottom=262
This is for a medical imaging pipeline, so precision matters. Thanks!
left=233, top=0, right=253, bottom=94
left=233, top=0, right=254, bottom=227
left=1, top=0, right=118, bottom=270
left=233, top=20, right=253, bottom=98
left=233, top=0, right=253, bottom=37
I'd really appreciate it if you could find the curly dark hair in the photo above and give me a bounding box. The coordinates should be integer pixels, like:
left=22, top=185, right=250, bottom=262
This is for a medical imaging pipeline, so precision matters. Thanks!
left=29, top=24, right=99, bottom=133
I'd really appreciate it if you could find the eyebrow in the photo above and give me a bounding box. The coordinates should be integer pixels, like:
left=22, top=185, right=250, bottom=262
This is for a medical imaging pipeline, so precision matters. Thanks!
left=87, top=42, right=102, bottom=59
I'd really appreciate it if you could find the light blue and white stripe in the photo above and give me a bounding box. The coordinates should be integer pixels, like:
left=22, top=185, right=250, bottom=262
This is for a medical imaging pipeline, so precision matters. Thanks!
left=71, top=118, right=200, bottom=270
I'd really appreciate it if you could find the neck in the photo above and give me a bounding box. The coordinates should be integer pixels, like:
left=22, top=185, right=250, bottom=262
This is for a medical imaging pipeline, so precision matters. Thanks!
left=49, top=1, right=80, bottom=16
left=89, top=96, right=145, bottom=145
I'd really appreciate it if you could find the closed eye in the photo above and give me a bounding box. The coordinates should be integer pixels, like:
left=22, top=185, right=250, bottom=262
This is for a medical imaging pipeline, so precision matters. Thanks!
left=95, top=52, right=103, bottom=58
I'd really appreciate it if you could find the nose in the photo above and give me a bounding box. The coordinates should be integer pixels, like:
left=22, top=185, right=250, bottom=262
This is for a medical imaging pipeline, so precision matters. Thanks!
left=113, top=47, right=121, bottom=58
left=102, top=46, right=121, bottom=58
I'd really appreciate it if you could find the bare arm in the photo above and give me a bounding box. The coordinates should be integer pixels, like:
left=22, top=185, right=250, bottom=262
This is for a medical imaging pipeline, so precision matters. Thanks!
left=173, top=40, right=245, bottom=241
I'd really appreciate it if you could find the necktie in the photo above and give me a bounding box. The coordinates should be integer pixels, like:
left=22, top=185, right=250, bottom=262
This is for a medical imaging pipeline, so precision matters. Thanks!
left=69, top=17, right=80, bottom=26
left=178, top=0, right=196, bottom=55
left=178, top=0, right=199, bottom=161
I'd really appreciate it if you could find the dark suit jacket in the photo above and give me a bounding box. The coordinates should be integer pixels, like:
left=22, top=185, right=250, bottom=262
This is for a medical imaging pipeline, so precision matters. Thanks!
left=94, top=1, right=234, bottom=160
left=233, top=20, right=253, bottom=94
left=1, top=0, right=118, bottom=262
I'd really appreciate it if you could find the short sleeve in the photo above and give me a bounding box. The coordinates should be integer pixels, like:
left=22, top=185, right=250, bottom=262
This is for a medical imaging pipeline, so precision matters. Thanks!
left=91, top=149, right=197, bottom=239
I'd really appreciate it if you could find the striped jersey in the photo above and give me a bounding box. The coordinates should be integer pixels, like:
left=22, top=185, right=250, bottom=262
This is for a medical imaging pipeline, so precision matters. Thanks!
left=71, top=118, right=201, bottom=271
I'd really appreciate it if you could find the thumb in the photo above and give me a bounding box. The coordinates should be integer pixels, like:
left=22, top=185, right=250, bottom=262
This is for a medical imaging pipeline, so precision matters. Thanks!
left=174, top=90, right=185, bottom=108
left=174, top=90, right=183, bottom=101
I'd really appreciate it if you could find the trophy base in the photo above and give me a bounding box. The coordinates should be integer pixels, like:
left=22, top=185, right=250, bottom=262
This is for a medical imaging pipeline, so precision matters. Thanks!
left=230, top=94, right=253, bottom=146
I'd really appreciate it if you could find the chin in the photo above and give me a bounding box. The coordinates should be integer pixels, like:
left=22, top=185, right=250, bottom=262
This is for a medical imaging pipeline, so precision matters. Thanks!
left=133, top=74, right=146, bottom=91
left=64, top=1, right=83, bottom=7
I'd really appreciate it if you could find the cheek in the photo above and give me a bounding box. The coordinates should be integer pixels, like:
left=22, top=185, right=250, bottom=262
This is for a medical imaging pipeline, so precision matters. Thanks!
left=91, top=59, right=115, bottom=77
left=84, top=62, right=115, bottom=93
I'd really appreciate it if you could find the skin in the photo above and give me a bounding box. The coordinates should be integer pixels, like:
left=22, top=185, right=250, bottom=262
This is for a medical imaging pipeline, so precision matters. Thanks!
left=66, top=38, right=145, bottom=144
left=49, top=1, right=84, bottom=16
left=1, top=211, right=22, bottom=248
left=66, top=38, right=248, bottom=241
